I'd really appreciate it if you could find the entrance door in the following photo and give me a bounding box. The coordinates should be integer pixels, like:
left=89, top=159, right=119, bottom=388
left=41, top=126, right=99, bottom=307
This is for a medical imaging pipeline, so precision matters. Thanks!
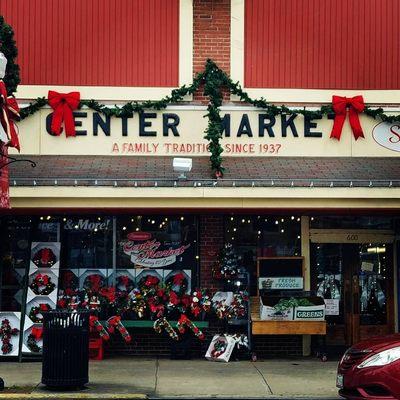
left=310, top=243, right=394, bottom=348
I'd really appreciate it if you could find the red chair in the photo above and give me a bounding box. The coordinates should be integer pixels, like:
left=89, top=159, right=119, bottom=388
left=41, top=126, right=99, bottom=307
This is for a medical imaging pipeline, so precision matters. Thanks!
left=89, top=336, right=104, bottom=360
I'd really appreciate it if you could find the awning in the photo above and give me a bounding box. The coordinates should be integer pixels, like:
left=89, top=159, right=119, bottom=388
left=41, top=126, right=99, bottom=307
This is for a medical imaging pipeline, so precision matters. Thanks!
left=8, top=156, right=400, bottom=188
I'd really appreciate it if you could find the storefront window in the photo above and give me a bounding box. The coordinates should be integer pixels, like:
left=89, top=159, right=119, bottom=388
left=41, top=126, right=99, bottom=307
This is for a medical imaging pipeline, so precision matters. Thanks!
left=116, top=215, right=198, bottom=290
left=0, top=214, right=199, bottom=312
left=0, top=217, right=32, bottom=311
left=224, top=215, right=302, bottom=294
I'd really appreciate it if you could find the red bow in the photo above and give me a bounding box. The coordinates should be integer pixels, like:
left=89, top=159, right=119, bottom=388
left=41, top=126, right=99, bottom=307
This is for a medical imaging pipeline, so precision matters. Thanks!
left=0, top=81, right=20, bottom=150
left=48, top=90, right=80, bottom=137
left=31, top=327, right=43, bottom=340
left=330, top=95, right=365, bottom=141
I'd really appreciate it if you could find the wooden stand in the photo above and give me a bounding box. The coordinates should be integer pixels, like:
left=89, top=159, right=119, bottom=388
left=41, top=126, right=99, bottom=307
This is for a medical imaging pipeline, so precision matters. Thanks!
left=251, top=296, right=326, bottom=336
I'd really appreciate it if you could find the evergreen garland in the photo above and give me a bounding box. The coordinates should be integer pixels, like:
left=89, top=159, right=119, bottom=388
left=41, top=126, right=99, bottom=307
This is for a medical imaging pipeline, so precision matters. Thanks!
left=0, top=12, right=398, bottom=177
left=0, top=16, right=20, bottom=95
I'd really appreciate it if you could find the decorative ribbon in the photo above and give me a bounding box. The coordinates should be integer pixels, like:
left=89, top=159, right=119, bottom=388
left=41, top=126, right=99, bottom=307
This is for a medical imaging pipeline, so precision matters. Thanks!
left=48, top=90, right=80, bottom=137
left=0, top=80, right=20, bottom=150
left=330, top=95, right=365, bottom=141
left=31, top=326, right=43, bottom=340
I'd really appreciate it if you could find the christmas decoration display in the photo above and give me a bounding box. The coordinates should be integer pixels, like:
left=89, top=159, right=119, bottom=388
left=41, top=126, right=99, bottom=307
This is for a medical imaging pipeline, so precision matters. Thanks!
left=48, top=91, right=81, bottom=137
left=60, top=270, right=79, bottom=296
left=165, top=272, right=188, bottom=294
left=214, top=244, right=240, bottom=280
left=84, top=274, right=105, bottom=294
left=0, top=318, right=19, bottom=355
left=29, top=303, right=51, bottom=323
left=29, top=274, right=56, bottom=295
left=176, top=314, right=205, bottom=340
left=89, top=315, right=110, bottom=341
left=330, top=95, right=365, bottom=140
left=26, top=326, right=43, bottom=353
left=116, top=275, right=134, bottom=293
left=32, top=248, right=57, bottom=268
left=154, top=317, right=179, bottom=341
left=105, top=316, right=131, bottom=343
left=190, top=289, right=211, bottom=317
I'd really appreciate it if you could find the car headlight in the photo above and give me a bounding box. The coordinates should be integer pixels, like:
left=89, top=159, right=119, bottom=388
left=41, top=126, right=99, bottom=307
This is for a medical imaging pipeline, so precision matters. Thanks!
left=357, top=347, right=400, bottom=368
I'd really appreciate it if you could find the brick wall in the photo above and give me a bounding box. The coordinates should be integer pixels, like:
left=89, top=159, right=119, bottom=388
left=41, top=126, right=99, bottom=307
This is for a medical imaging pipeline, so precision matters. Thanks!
left=193, top=0, right=231, bottom=102
left=199, top=215, right=224, bottom=291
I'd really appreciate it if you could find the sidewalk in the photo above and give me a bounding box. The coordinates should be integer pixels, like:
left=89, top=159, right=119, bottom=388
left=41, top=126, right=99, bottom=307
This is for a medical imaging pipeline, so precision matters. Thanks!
left=0, top=358, right=340, bottom=399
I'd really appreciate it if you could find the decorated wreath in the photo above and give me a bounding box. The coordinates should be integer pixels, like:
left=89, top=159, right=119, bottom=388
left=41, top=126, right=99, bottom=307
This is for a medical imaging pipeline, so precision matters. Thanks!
left=32, top=248, right=57, bottom=268
left=138, top=274, right=161, bottom=296
left=29, top=274, right=56, bottom=295
left=116, top=275, right=134, bottom=293
left=165, top=272, right=188, bottom=294
left=83, top=274, right=105, bottom=294
left=60, top=270, right=79, bottom=296
left=0, top=319, right=19, bottom=355
left=26, top=326, right=43, bottom=353
left=29, top=303, right=51, bottom=323
left=211, top=338, right=228, bottom=358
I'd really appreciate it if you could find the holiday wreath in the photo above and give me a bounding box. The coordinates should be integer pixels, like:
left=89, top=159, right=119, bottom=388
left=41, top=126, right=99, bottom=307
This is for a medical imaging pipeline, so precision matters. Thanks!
left=29, top=303, right=52, bottom=323
left=29, top=274, right=56, bottom=295
left=32, top=248, right=57, bottom=268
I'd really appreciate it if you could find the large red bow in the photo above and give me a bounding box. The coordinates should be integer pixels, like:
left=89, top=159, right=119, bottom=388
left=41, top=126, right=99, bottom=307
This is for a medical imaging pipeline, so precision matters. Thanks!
left=0, top=81, right=20, bottom=151
left=48, top=91, right=80, bottom=137
left=330, top=95, right=365, bottom=141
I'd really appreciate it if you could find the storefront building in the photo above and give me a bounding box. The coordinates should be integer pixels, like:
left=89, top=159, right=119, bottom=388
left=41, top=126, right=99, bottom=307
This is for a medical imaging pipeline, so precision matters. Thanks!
left=0, top=0, right=399, bottom=358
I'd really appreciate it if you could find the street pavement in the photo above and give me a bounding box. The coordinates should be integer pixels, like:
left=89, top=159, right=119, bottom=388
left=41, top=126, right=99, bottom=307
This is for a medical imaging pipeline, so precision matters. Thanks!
left=0, top=358, right=341, bottom=399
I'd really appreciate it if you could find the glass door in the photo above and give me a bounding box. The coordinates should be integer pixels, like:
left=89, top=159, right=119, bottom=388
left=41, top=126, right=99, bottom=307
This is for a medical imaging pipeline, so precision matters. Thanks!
left=311, top=243, right=394, bottom=348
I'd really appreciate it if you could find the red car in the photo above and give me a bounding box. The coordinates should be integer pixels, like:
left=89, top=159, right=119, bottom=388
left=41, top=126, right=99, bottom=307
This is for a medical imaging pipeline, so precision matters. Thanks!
left=337, top=334, right=400, bottom=399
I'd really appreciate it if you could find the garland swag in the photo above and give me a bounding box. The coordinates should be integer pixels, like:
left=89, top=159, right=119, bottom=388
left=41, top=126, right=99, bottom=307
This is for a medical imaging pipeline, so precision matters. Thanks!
left=1, top=18, right=399, bottom=176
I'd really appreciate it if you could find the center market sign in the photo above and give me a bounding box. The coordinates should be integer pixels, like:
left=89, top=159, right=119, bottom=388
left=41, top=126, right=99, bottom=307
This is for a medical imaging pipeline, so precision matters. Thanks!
left=15, top=107, right=400, bottom=157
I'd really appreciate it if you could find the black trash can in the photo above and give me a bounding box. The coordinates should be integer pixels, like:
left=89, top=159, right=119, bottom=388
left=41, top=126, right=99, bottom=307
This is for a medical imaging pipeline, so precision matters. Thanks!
left=42, top=311, right=89, bottom=389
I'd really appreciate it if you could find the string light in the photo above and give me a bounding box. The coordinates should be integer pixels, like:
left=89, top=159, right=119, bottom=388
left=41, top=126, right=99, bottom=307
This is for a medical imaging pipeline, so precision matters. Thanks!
left=122, top=226, right=127, bottom=231
left=180, top=217, right=184, bottom=221
left=280, top=229, right=285, bottom=233
left=275, top=220, right=279, bottom=225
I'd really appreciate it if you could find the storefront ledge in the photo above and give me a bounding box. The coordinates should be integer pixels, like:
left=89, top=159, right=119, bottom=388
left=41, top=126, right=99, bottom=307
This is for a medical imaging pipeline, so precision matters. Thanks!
left=0, top=394, right=147, bottom=399
left=8, top=186, right=400, bottom=209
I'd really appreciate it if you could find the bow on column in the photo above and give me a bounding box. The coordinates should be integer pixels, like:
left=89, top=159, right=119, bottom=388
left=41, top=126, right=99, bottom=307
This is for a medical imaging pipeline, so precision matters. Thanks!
left=0, top=80, right=20, bottom=151
left=48, top=91, right=80, bottom=137
left=330, top=95, right=365, bottom=141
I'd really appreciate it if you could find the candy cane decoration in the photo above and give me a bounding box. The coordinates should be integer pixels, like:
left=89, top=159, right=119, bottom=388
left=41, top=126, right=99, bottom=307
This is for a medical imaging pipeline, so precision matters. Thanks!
left=153, top=317, right=179, bottom=341
left=177, top=314, right=205, bottom=340
left=105, top=316, right=131, bottom=343
left=89, top=315, right=110, bottom=341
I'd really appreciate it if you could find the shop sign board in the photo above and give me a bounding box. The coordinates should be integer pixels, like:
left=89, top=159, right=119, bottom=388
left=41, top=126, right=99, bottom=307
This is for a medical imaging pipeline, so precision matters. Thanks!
left=310, top=229, right=395, bottom=244
left=123, top=233, right=190, bottom=268
left=259, top=277, right=304, bottom=290
left=14, top=107, right=400, bottom=158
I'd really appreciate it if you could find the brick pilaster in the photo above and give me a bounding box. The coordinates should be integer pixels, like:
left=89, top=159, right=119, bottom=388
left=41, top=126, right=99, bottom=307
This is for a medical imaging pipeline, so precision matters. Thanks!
left=193, top=0, right=231, bottom=102
left=199, top=215, right=224, bottom=291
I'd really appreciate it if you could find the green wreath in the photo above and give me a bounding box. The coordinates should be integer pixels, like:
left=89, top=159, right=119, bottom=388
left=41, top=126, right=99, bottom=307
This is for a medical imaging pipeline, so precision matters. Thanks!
left=29, top=304, right=51, bottom=323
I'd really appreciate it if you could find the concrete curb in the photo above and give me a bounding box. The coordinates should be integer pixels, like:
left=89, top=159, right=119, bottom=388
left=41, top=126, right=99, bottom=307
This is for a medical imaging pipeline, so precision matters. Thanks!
left=0, top=394, right=147, bottom=399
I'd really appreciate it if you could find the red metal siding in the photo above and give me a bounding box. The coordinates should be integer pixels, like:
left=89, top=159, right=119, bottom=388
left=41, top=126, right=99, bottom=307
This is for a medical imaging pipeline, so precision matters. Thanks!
left=0, top=0, right=179, bottom=87
left=245, top=0, right=400, bottom=90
